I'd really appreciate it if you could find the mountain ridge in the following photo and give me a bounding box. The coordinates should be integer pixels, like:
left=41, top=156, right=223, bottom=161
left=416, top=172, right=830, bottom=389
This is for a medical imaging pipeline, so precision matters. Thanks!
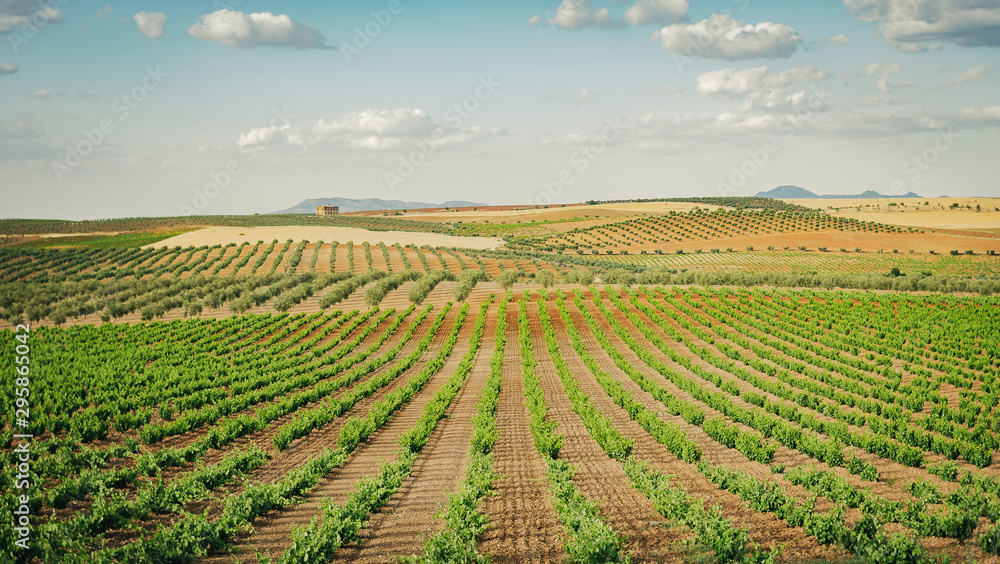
left=756, top=185, right=922, bottom=199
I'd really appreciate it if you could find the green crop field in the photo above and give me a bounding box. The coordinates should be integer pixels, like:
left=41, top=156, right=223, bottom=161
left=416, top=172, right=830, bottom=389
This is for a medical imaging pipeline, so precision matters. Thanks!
left=3, top=205, right=1000, bottom=564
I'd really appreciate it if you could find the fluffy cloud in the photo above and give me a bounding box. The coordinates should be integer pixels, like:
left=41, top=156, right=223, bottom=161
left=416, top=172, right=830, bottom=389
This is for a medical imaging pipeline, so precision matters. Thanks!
left=960, top=106, right=1000, bottom=123
left=134, top=12, right=166, bottom=39
left=655, top=14, right=802, bottom=60
left=945, top=64, right=991, bottom=86
left=697, top=66, right=832, bottom=97
left=0, top=1, right=64, bottom=33
left=592, top=104, right=1000, bottom=150
left=237, top=109, right=502, bottom=153
left=623, top=0, right=689, bottom=26
left=238, top=124, right=308, bottom=149
left=844, top=0, right=1000, bottom=51
left=314, top=109, right=436, bottom=139
left=530, top=0, right=623, bottom=30
left=0, top=62, right=17, bottom=75
left=824, top=34, right=849, bottom=46
left=188, top=10, right=330, bottom=49
left=696, top=66, right=834, bottom=112
left=0, top=116, right=44, bottom=140
left=866, top=59, right=902, bottom=92
left=30, top=88, right=50, bottom=98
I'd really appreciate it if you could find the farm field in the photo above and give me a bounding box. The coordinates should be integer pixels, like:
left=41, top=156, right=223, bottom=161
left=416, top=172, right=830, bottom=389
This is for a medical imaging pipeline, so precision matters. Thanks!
left=3, top=197, right=1000, bottom=564
left=3, top=286, right=1000, bottom=563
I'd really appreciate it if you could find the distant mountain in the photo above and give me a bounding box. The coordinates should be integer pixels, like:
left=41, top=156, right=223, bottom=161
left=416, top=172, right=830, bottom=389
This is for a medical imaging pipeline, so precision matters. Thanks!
left=270, top=197, right=489, bottom=214
left=755, top=186, right=817, bottom=199
left=755, top=186, right=921, bottom=199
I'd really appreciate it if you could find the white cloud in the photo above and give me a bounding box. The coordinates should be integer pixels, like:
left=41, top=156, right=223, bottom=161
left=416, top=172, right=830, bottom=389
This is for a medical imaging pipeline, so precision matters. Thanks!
left=31, top=88, right=50, bottom=98
left=654, top=14, right=802, bottom=60
left=593, top=104, right=1000, bottom=150
left=652, top=85, right=685, bottom=96
left=697, top=66, right=832, bottom=97
left=945, top=64, right=991, bottom=86
left=315, top=109, right=436, bottom=139
left=96, top=5, right=113, bottom=22
left=961, top=106, right=1000, bottom=122
left=237, top=109, right=502, bottom=153
left=531, top=0, right=623, bottom=30
left=844, top=0, right=1000, bottom=51
left=825, top=34, right=849, bottom=46
left=188, top=9, right=330, bottom=49
left=696, top=66, right=834, bottom=112
left=134, top=12, right=166, bottom=39
left=623, top=0, right=689, bottom=26
left=866, top=59, right=902, bottom=92
left=0, top=116, right=44, bottom=140
left=0, top=62, right=17, bottom=75
left=238, top=124, right=308, bottom=149
left=0, top=1, right=64, bottom=33
left=576, top=87, right=601, bottom=106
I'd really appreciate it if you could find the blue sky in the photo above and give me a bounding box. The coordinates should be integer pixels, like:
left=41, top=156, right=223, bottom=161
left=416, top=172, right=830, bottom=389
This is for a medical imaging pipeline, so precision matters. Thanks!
left=1, top=0, right=998, bottom=219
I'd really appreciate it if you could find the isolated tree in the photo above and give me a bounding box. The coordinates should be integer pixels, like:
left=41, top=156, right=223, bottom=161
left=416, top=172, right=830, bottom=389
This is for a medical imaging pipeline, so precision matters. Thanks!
left=536, top=270, right=554, bottom=288
left=496, top=270, right=519, bottom=290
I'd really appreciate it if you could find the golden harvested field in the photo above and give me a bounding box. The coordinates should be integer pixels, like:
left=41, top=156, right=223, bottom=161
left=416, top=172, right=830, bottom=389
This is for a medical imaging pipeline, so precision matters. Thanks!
left=387, top=201, right=728, bottom=225
left=146, top=226, right=505, bottom=250
left=782, top=198, right=1000, bottom=231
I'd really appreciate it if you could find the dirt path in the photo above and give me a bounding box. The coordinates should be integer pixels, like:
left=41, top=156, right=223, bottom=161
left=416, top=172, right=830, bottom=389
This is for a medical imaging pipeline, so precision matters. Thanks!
left=46, top=308, right=408, bottom=528
left=201, top=308, right=472, bottom=563
left=562, top=295, right=850, bottom=560
left=478, top=302, right=565, bottom=564
left=93, top=308, right=440, bottom=550
left=526, top=299, right=688, bottom=563
left=640, top=291, right=964, bottom=496
left=327, top=309, right=498, bottom=563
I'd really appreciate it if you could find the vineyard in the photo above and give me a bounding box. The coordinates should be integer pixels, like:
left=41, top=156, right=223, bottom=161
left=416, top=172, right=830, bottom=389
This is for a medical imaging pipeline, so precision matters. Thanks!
left=3, top=200, right=1000, bottom=563
left=3, top=286, right=1000, bottom=563
left=512, top=209, right=1000, bottom=257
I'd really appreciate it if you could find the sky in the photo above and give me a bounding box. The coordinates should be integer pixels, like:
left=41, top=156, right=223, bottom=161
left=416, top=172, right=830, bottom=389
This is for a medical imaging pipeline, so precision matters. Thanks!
left=0, top=0, right=998, bottom=220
